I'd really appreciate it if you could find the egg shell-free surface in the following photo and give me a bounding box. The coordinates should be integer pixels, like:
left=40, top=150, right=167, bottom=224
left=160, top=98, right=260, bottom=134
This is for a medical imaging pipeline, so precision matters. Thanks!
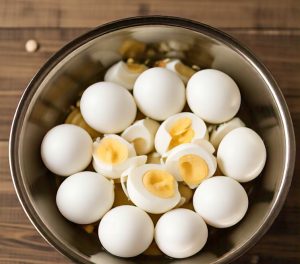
left=217, top=127, right=266, bottom=182
left=193, top=176, right=248, bottom=228
left=98, top=205, right=154, bottom=258
left=92, top=134, right=147, bottom=179
left=41, top=124, right=93, bottom=176
left=187, top=69, right=241, bottom=124
left=56, top=171, right=114, bottom=224
left=154, top=112, right=207, bottom=155
left=121, top=118, right=160, bottom=155
left=133, top=67, right=186, bottom=121
left=126, top=164, right=181, bottom=214
left=155, top=208, right=208, bottom=258
left=209, top=117, right=245, bottom=148
left=80, top=82, right=137, bottom=133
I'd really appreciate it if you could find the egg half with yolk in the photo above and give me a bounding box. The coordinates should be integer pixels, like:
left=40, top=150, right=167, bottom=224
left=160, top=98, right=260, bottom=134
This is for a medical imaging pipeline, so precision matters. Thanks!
left=164, top=143, right=217, bottom=189
left=92, top=134, right=147, bottom=179
left=155, top=112, right=207, bottom=155
left=126, top=164, right=181, bottom=214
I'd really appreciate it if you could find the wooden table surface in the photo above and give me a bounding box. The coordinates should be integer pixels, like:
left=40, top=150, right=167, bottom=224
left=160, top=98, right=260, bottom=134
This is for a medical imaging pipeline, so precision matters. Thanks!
left=0, top=1, right=299, bottom=263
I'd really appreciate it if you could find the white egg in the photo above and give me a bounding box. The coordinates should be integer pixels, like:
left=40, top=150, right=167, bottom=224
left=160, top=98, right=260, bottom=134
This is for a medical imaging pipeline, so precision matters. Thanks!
left=193, top=176, right=248, bottom=228
left=121, top=118, right=160, bottom=155
left=126, top=164, right=181, bottom=214
left=165, top=59, right=196, bottom=84
left=133, top=67, right=186, bottom=121
left=187, top=69, right=241, bottom=124
left=155, top=208, right=208, bottom=258
left=165, top=143, right=217, bottom=189
left=41, top=124, right=92, bottom=176
left=104, top=61, right=147, bottom=90
left=92, top=134, right=147, bottom=179
left=56, top=171, right=114, bottom=224
left=209, top=117, right=245, bottom=148
left=80, top=82, right=137, bottom=133
left=217, top=127, right=267, bottom=182
left=155, top=112, right=207, bottom=155
left=98, top=205, right=154, bottom=258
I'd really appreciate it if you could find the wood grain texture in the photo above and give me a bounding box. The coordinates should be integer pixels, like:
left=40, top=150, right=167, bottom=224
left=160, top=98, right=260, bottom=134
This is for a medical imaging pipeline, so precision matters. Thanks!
left=0, top=1, right=300, bottom=263
left=0, top=0, right=300, bottom=29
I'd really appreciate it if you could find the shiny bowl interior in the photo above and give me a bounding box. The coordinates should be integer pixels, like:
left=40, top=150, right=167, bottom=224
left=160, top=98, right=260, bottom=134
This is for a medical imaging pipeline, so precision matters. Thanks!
left=9, top=17, right=295, bottom=264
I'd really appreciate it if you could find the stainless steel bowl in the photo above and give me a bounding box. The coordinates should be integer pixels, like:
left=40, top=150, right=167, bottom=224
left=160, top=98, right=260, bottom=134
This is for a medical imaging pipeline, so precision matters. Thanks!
left=9, top=16, right=295, bottom=264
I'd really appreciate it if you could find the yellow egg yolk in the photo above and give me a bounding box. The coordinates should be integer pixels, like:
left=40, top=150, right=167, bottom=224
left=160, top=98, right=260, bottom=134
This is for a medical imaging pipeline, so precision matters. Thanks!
left=175, top=62, right=196, bottom=79
left=96, top=138, right=128, bottom=165
left=168, top=118, right=195, bottom=150
left=179, top=154, right=209, bottom=185
left=143, top=170, right=175, bottom=198
left=127, top=62, right=148, bottom=73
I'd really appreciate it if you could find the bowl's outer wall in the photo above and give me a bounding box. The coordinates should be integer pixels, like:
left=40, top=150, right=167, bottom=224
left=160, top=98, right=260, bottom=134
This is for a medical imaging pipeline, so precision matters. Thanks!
left=9, top=17, right=295, bottom=264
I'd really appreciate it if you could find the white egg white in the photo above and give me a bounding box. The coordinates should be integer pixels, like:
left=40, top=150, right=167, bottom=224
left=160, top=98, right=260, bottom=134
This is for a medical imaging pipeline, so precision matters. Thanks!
left=154, top=112, right=207, bottom=155
left=193, top=176, right=249, bottom=228
left=121, top=118, right=160, bottom=155
left=209, top=117, right=245, bottom=148
left=104, top=61, right=147, bottom=90
left=217, top=127, right=266, bottom=182
left=92, top=134, right=147, bottom=180
left=126, top=164, right=181, bottom=214
left=164, top=143, right=217, bottom=189
left=56, top=171, right=114, bottom=224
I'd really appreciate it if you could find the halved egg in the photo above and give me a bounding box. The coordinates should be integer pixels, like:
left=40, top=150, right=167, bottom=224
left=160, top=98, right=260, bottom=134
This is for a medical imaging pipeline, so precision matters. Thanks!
left=154, top=112, right=207, bottom=155
left=209, top=117, right=245, bottom=148
left=165, top=59, right=196, bottom=84
left=92, top=134, right=147, bottom=179
left=104, top=61, right=147, bottom=90
left=125, top=164, right=181, bottom=214
left=164, top=143, right=217, bottom=189
left=121, top=118, right=160, bottom=155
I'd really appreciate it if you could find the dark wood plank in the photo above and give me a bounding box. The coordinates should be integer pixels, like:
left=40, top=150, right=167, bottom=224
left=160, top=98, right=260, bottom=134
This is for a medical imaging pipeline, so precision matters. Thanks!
left=0, top=0, right=299, bottom=29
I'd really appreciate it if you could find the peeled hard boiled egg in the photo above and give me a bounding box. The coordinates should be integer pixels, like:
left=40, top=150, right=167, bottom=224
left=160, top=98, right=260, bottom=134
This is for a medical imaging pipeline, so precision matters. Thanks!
left=193, top=176, right=248, bottom=228
left=80, top=82, right=137, bottom=133
left=56, top=171, right=114, bottom=224
left=187, top=69, right=241, bottom=124
left=133, top=67, right=186, bottom=121
left=121, top=118, right=160, bottom=155
left=104, top=61, right=147, bottom=90
left=126, top=164, right=181, bottom=214
left=92, top=134, right=147, bottom=179
left=217, top=127, right=267, bottom=182
left=155, top=208, right=208, bottom=258
left=98, top=205, right=154, bottom=258
left=154, top=112, right=207, bottom=155
left=41, top=124, right=92, bottom=176
left=209, top=117, right=245, bottom=148
left=165, top=143, right=217, bottom=189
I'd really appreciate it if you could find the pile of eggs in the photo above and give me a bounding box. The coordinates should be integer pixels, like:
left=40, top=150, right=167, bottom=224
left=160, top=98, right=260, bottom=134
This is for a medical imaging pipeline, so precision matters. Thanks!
left=41, top=58, right=267, bottom=259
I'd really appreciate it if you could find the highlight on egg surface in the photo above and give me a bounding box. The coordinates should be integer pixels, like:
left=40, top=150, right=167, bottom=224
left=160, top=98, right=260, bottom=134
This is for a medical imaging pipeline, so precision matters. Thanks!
left=187, top=69, right=241, bottom=124
left=155, top=208, right=208, bottom=258
left=41, top=124, right=93, bottom=176
left=92, top=134, right=147, bottom=179
left=193, top=176, right=248, bottom=228
left=56, top=171, right=114, bottom=224
left=154, top=112, right=207, bottom=155
left=209, top=117, right=245, bottom=148
left=121, top=118, right=160, bottom=155
left=125, top=164, right=181, bottom=214
left=133, top=67, right=186, bottom=121
left=164, top=143, right=217, bottom=189
left=80, top=82, right=137, bottom=134
left=104, top=60, right=148, bottom=90
left=98, top=205, right=154, bottom=258
left=217, top=127, right=266, bottom=182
